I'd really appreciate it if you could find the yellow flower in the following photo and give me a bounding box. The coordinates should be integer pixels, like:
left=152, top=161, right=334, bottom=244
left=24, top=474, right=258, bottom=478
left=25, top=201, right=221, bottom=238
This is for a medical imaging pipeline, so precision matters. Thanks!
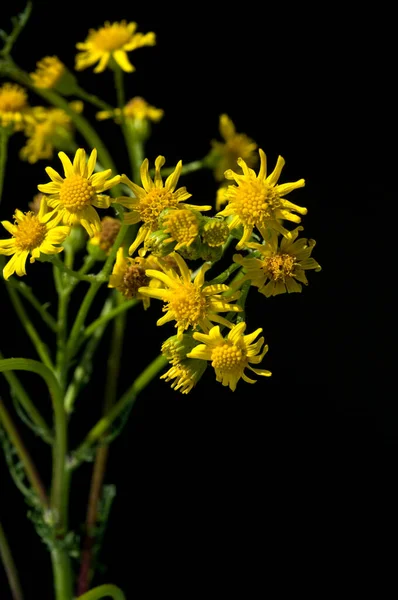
left=0, top=198, right=70, bottom=280
left=108, top=247, right=166, bottom=309
left=138, top=251, right=241, bottom=339
left=37, top=148, right=121, bottom=237
left=187, top=322, right=272, bottom=392
left=20, top=102, right=83, bottom=164
left=75, top=21, right=156, bottom=73
left=200, top=217, right=230, bottom=248
left=233, top=226, right=321, bottom=297
left=30, top=56, right=65, bottom=88
left=118, top=156, right=211, bottom=255
left=162, top=209, right=200, bottom=251
left=89, top=216, right=121, bottom=255
left=209, top=114, right=258, bottom=182
left=215, top=184, right=228, bottom=211
left=160, top=358, right=207, bottom=394
left=0, top=83, right=33, bottom=131
left=218, top=148, right=307, bottom=248
left=96, top=96, right=163, bottom=123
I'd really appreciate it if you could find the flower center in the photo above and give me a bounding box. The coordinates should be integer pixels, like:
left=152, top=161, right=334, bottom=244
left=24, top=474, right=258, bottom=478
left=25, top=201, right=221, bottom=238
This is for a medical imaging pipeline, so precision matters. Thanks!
left=92, top=25, right=132, bottom=51
left=59, top=174, right=95, bottom=213
left=14, top=213, right=46, bottom=251
left=201, top=220, right=230, bottom=247
left=97, top=216, right=121, bottom=252
left=264, top=253, right=296, bottom=281
left=120, top=263, right=148, bottom=298
left=139, top=189, right=179, bottom=229
left=167, top=284, right=207, bottom=330
left=0, top=85, right=28, bottom=112
left=164, top=210, right=199, bottom=246
left=211, top=341, right=246, bottom=372
left=233, top=180, right=281, bottom=226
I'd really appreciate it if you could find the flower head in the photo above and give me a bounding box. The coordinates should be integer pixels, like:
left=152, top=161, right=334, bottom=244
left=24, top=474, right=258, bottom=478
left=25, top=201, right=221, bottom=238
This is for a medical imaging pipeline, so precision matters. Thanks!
left=0, top=83, right=33, bottom=131
left=208, top=114, right=258, bottom=182
left=187, top=322, right=272, bottom=391
left=96, top=96, right=163, bottom=123
left=200, top=217, right=230, bottom=248
left=108, top=246, right=163, bottom=309
left=75, top=21, right=156, bottom=73
left=37, top=148, right=120, bottom=237
left=138, top=251, right=241, bottom=339
left=89, top=216, right=121, bottom=255
left=20, top=102, right=83, bottom=164
left=161, top=208, right=200, bottom=251
left=234, top=227, right=321, bottom=297
left=118, top=156, right=211, bottom=255
left=160, top=358, right=207, bottom=394
left=0, top=198, right=70, bottom=280
left=218, top=148, right=307, bottom=248
left=30, top=56, right=76, bottom=93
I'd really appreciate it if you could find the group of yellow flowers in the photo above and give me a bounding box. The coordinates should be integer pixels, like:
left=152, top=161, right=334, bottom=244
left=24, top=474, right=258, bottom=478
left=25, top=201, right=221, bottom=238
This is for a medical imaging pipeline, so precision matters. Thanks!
left=0, top=18, right=321, bottom=395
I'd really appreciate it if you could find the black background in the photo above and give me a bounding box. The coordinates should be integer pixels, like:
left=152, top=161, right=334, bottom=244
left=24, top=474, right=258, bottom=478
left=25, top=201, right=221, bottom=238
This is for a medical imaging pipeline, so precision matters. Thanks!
left=0, top=1, right=393, bottom=597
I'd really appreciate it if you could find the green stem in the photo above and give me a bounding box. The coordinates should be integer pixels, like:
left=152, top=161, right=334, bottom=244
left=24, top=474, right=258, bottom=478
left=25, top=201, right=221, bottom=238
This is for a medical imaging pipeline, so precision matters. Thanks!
left=151, top=159, right=205, bottom=177
left=0, top=350, right=52, bottom=443
left=49, top=255, right=106, bottom=284
left=5, top=284, right=54, bottom=370
left=0, top=396, right=49, bottom=509
left=0, top=519, right=24, bottom=600
left=70, top=354, right=168, bottom=468
left=51, top=546, right=73, bottom=600
left=0, top=126, right=11, bottom=203
left=77, top=584, right=125, bottom=600
left=73, top=86, right=114, bottom=112
left=65, top=225, right=128, bottom=361
left=0, top=359, right=67, bottom=530
left=0, top=2, right=32, bottom=57
left=64, top=297, right=114, bottom=415
left=53, top=265, right=70, bottom=394
left=83, top=298, right=138, bottom=340
left=5, top=279, right=57, bottom=332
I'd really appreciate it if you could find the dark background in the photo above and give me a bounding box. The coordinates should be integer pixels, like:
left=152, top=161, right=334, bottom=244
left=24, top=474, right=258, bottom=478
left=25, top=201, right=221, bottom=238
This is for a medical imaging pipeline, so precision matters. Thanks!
left=0, top=1, right=392, bottom=597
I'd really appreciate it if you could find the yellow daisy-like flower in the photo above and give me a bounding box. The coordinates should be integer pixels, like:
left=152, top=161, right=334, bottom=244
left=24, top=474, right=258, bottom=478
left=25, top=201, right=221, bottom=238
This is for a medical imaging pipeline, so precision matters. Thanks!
left=37, top=148, right=121, bottom=237
left=160, top=358, right=207, bottom=395
left=233, top=226, right=321, bottom=297
left=138, top=251, right=241, bottom=339
left=30, top=56, right=66, bottom=89
left=218, top=148, right=307, bottom=249
left=187, top=322, right=272, bottom=392
left=96, top=96, right=163, bottom=123
left=209, top=114, right=258, bottom=182
left=118, top=156, right=212, bottom=255
left=109, top=247, right=168, bottom=309
left=0, top=198, right=70, bottom=280
left=20, top=102, right=83, bottom=164
left=162, top=209, right=200, bottom=251
left=0, top=83, right=33, bottom=131
left=75, top=21, right=156, bottom=73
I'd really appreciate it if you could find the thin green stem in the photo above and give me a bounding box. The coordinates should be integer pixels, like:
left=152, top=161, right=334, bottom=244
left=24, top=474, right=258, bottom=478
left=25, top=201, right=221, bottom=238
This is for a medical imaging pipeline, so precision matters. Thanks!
left=0, top=396, right=49, bottom=509
left=0, top=126, right=11, bottom=203
left=0, top=350, right=52, bottom=443
left=0, top=519, right=24, bottom=600
left=49, top=255, right=106, bottom=284
left=51, top=546, right=73, bottom=600
left=151, top=159, right=205, bottom=177
left=0, top=2, right=32, bottom=57
left=5, top=284, right=54, bottom=370
left=73, top=85, right=115, bottom=112
left=83, top=298, right=138, bottom=340
left=5, top=279, right=57, bottom=332
left=0, top=359, right=67, bottom=531
left=53, top=265, right=70, bottom=395
left=77, top=584, right=125, bottom=600
left=70, top=354, right=168, bottom=468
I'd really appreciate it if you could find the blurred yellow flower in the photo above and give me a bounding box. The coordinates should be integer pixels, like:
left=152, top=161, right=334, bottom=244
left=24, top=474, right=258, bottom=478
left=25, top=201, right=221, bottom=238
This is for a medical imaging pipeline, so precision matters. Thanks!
left=96, top=96, right=163, bottom=123
left=0, top=83, right=33, bottom=131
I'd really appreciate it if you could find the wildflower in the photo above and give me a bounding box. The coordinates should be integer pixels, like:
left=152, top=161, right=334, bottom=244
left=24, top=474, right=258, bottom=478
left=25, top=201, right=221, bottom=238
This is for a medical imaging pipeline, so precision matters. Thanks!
left=20, top=102, right=83, bottom=164
left=0, top=198, right=70, bottom=280
left=207, top=114, right=258, bottom=182
left=89, top=216, right=121, bottom=255
left=37, top=148, right=120, bottom=237
left=233, top=226, right=321, bottom=297
left=30, top=56, right=77, bottom=94
left=96, top=96, right=163, bottom=123
left=138, top=251, right=241, bottom=338
left=161, top=334, right=198, bottom=365
left=108, top=247, right=162, bottom=309
left=161, top=208, right=201, bottom=251
left=118, top=156, right=211, bottom=255
left=0, top=83, right=33, bottom=131
left=218, top=148, right=307, bottom=248
left=75, top=21, right=156, bottom=73
left=187, top=322, right=272, bottom=392
left=200, top=217, right=230, bottom=248
left=160, top=358, right=207, bottom=394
